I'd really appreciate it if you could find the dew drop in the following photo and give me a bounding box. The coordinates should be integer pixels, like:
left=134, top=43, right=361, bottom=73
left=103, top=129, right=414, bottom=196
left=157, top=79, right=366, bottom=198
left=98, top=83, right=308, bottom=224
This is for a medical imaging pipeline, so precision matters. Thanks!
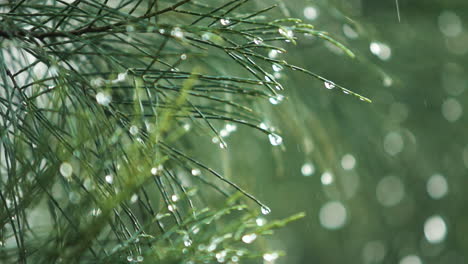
left=269, top=94, right=284, bottom=105
left=241, top=233, right=257, bottom=244
left=324, top=81, right=336, bottom=89
left=253, top=37, right=263, bottom=45
left=60, top=162, right=73, bottom=179
left=191, top=168, right=201, bottom=176
left=263, top=252, right=279, bottom=262
left=180, top=53, right=187, bottom=60
left=321, top=171, right=334, bottom=185
left=256, top=217, right=266, bottom=226
left=268, top=49, right=279, bottom=59
left=424, top=215, right=447, bottom=243
left=268, top=133, right=283, bottom=146
left=129, top=125, right=139, bottom=135
left=105, top=174, right=114, bottom=184
left=272, top=63, right=283, bottom=72
left=278, top=27, right=294, bottom=39
left=96, top=92, right=111, bottom=106
left=136, top=256, right=144, bottom=262
left=171, top=194, right=179, bottom=202
left=261, top=205, right=271, bottom=215
left=220, top=18, right=231, bottom=26
left=171, top=27, right=184, bottom=39
left=127, top=256, right=133, bottom=262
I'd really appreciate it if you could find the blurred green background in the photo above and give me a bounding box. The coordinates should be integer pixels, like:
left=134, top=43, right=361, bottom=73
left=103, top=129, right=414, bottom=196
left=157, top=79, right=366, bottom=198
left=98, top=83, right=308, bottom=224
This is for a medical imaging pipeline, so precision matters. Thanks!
left=213, top=1, right=468, bottom=263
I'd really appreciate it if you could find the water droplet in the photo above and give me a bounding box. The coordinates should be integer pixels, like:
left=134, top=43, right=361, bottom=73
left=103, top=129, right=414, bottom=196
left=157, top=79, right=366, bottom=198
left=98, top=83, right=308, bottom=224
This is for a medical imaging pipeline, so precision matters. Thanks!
left=180, top=53, right=187, bottom=60
left=96, top=92, right=111, bottom=106
left=256, top=217, right=266, bottom=226
left=136, top=256, right=144, bottom=262
left=182, top=123, right=191, bottom=131
left=424, top=215, right=447, bottom=243
left=241, top=233, right=257, bottom=244
left=129, top=125, right=139, bottom=135
left=127, top=256, right=133, bottom=262
left=225, top=124, right=237, bottom=132
left=370, top=42, right=391, bottom=60
left=263, top=252, right=279, bottom=262
left=278, top=27, right=294, bottom=39
left=220, top=18, right=231, bottom=26
left=268, top=49, right=279, bottom=59
left=343, top=24, right=358, bottom=39
left=105, top=174, right=114, bottom=184
left=91, top=208, right=102, bottom=216
left=269, top=94, right=284, bottom=105
left=191, top=168, right=201, bottom=176
left=261, top=205, right=271, bottom=215
left=268, top=133, right=283, bottom=146
left=60, top=162, right=73, bottom=179
left=301, top=163, right=315, bottom=176
left=259, top=122, right=269, bottom=130
left=130, top=194, right=138, bottom=203
left=272, top=63, right=283, bottom=72
left=253, top=37, right=263, bottom=45
left=183, top=235, right=193, bottom=247
left=324, top=81, right=336, bottom=89
left=171, top=194, right=179, bottom=202
left=151, top=167, right=159, bottom=175
left=168, top=204, right=177, bottom=212
left=303, top=6, right=319, bottom=20
left=220, top=129, right=229, bottom=137
left=171, top=27, right=184, bottom=39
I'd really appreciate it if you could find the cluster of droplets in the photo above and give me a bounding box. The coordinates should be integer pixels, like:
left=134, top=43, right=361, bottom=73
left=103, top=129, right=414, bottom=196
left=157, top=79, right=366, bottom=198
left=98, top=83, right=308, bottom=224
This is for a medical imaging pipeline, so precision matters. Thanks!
left=126, top=255, right=144, bottom=263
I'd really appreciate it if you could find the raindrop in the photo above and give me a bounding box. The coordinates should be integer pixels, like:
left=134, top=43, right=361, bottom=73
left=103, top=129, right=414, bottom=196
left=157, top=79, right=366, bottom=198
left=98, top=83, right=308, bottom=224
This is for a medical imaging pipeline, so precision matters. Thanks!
left=263, top=252, right=279, bottom=262
left=96, top=92, right=111, bottom=106
left=168, top=204, right=177, bottom=212
left=130, top=194, right=138, bottom=203
left=268, top=49, right=279, bottom=59
left=127, top=256, right=133, bottom=262
left=171, top=194, right=179, bottom=202
left=129, top=125, right=139, bottom=135
left=182, top=123, right=191, bottom=131
left=268, top=133, right=283, bottom=146
left=191, top=168, right=201, bottom=176
left=424, top=215, right=447, bottom=243
left=136, top=256, right=144, bottom=262
left=151, top=167, right=160, bottom=175
left=183, top=236, right=193, bottom=247
left=278, top=27, right=294, bottom=39
left=370, top=42, right=392, bottom=60
left=324, top=81, right=336, bottom=89
left=253, top=37, right=263, bottom=45
left=269, top=94, right=284, bottom=105
left=241, top=233, right=257, bottom=244
left=301, top=163, right=315, bottom=176
left=272, top=63, right=283, bottom=72
left=180, top=53, right=187, bottom=60
left=60, top=162, right=73, bottom=179
left=225, top=124, right=237, bottom=132
left=319, top=201, right=347, bottom=230
left=171, top=27, right=184, bottom=39
left=256, top=217, right=266, bottom=226
left=427, top=174, right=448, bottom=199
left=220, top=18, right=231, bottom=26
left=303, top=6, right=319, bottom=20
left=261, top=205, right=271, bottom=215
left=105, top=174, right=114, bottom=184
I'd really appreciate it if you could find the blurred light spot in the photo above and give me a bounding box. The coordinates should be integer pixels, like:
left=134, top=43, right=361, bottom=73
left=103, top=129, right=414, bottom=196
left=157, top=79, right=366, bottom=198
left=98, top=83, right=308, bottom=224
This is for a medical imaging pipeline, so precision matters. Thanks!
left=96, top=92, right=111, bottom=106
left=441, top=98, right=462, bottom=122
left=400, top=255, right=422, bottom=264
left=362, top=240, right=386, bottom=263
left=441, top=63, right=467, bottom=96
left=319, top=201, right=347, bottom=230
left=129, top=125, right=139, bottom=135
left=343, top=24, right=358, bottom=39
left=301, top=162, right=315, bottom=176
left=383, top=76, right=393, bottom=87
left=303, top=6, right=319, bottom=20
left=341, top=154, right=356, bottom=170
left=383, top=131, right=404, bottom=156
left=105, top=174, right=113, bottom=184
left=263, top=252, right=279, bottom=262
left=463, top=145, right=468, bottom=168
left=321, top=171, right=334, bottom=185
left=426, top=174, right=448, bottom=199
left=376, top=175, right=405, bottom=207
left=438, top=11, right=462, bottom=37
left=370, top=42, right=392, bottom=60
left=424, top=215, right=447, bottom=243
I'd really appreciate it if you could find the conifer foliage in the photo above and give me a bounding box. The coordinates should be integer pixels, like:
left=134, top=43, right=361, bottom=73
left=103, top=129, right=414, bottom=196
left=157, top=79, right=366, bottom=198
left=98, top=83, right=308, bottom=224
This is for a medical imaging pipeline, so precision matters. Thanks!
left=0, top=1, right=355, bottom=263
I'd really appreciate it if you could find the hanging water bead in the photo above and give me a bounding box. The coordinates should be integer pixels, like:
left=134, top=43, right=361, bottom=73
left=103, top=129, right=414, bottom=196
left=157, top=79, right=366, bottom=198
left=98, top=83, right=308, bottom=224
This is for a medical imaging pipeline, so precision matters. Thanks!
left=272, top=63, right=283, bottom=72
left=171, top=27, right=184, bottom=39
left=127, top=256, right=134, bottom=262
left=129, top=125, right=139, bottom=135
left=168, top=204, right=177, bottom=212
left=136, top=256, right=144, bottom=262
left=241, top=233, right=257, bottom=244
left=261, top=205, right=271, bottom=215
left=105, top=174, right=114, bottom=184
left=171, top=194, right=179, bottom=202
left=268, top=133, right=283, bottom=146
left=269, top=94, right=285, bottom=105
left=278, top=27, right=294, bottom=39
left=60, top=162, right=73, bottom=179
left=96, top=92, right=111, bottom=106
left=191, top=168, right=201, bottom=176
left=253, top=37, right=263, bottom=45
left=268, top=49, right=279, bottom=59
left=324, top=81, right=336, bottom=89
left=180, top=53, right=187, bottom=60
left=220, top=18, right=231, bottom=26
